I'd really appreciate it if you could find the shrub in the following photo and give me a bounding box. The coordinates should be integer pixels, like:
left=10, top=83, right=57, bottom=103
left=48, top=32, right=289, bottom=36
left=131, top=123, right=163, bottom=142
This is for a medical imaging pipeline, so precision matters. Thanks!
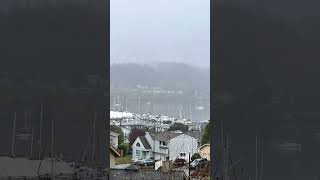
left=191, top=153, right=201, bottom=161
left=117, top=143, right=129, bottom=156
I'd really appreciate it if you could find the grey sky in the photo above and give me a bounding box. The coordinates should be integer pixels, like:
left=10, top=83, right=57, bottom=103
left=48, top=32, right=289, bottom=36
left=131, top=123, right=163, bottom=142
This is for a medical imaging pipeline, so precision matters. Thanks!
left=111, top=0, right=210, bottom=68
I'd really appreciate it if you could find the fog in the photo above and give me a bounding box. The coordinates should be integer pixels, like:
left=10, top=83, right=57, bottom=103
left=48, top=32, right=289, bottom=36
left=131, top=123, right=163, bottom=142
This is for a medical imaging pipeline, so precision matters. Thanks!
left=111, top=0, right=210, bottom=68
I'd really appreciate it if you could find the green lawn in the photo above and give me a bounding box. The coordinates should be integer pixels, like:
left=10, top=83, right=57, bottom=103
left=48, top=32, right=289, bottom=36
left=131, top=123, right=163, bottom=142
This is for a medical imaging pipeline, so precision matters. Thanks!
left=115, top=155, right=132, bottom=165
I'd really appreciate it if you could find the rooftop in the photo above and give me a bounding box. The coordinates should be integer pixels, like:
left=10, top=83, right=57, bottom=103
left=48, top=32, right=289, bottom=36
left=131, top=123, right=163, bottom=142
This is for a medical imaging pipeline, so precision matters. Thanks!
left=110, top=131, right=120, bottom=137
left=139, top=136, right=152, bottom=149
left=154, top=131, right=181, bottom=142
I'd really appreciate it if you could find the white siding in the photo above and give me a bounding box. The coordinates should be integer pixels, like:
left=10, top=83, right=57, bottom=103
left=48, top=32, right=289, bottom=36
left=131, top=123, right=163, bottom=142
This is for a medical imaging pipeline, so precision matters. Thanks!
left=110, top=131, right=119, bottom=147
left=131, top=137, right=152, bottom=161
left=121, top=127, right=130, bottom=143
left=168, top=134, right=198, bottom=162
left=110, top=135, right=118, bottom=147
left=145, top=133, right=168, bottom=161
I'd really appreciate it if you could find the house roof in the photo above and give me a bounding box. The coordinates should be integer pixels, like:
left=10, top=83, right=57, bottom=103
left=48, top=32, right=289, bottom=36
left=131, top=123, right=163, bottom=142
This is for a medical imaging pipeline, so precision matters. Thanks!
left=184, top=131, right=201, bottom=140
left=199, top=144, right=210, bottom=150
left=139, top=136, right=152, bottom=149
left=110, top=145, right=121, bottom=157
left=110, top=131, right=120, bottom=137
left=154, top=131, right=181, bottom=142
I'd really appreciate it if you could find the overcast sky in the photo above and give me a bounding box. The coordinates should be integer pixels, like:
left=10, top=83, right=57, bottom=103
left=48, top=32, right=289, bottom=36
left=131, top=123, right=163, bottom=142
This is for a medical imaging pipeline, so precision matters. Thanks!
left=110, top=0, right=210, bottom=68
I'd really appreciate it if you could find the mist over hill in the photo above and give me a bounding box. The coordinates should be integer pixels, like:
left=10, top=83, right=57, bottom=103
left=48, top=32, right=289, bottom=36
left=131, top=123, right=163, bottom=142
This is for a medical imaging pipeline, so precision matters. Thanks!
left=111, top=62, right=210, bottom=95
left=110, top=62, right=210, bottom=121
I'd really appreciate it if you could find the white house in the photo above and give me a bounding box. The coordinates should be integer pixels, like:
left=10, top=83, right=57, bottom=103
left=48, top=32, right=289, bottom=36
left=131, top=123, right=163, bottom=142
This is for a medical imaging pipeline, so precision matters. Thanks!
left=168, top=134, right=198, bottom=162
left=121, top=127, right=130, bottom=143
left=110, top=131, right=120, bottom=147
left=131, top=131, right=199, bottom=162
left=145, top=131, right=180, bottom=161
left=198, top=144, right=210, bottom=161
left=131, top=136, right=152, bottom=161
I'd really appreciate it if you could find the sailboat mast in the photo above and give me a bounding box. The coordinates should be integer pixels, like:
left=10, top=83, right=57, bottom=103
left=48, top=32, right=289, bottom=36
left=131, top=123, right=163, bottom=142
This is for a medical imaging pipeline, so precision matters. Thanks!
left=178, top=96, right=183, bottom=121
left=39, top=104, right=43, bottom=159
left=256, top=136, right=258, bottom=180
left=92, top=112, right=97, bottom=168
left=139, top=96, right=141, bottom=114
left=51, top=119, right=54, bottom=158
left=260, top=151, right=263, bottom=180
left=30, top=128, right=34, bottom=157
left=119, top=96, right=122, bottom=112
left=11, top=112, right=16, bottom=157
left=189, top=104, right=192, bottom=121
left=125, top=97, right=128, bottom=112
left=51, top=118, right=55, bottom=180
left=225, top=134, right=229, bottom=180
left=260, top=138, right=263, bottom=180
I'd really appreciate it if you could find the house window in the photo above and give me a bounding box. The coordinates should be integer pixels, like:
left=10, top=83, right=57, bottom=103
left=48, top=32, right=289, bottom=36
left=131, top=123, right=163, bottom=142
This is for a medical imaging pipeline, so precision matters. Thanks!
left=160, top=141, right=167, bottom=146
left=136, top=150, right=141, bottom=158
left=180, top=152, right=186, bottom=157
left=136, top=142, right=140, bottom=147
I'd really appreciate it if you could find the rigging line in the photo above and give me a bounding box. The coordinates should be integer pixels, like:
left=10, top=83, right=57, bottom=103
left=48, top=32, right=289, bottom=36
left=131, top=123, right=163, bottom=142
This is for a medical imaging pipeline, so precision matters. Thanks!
left=37, top=135, right=49, bottom=175
left=229, top=152, right=239, bottom=180
left=81, top=118, right=95, bottom=163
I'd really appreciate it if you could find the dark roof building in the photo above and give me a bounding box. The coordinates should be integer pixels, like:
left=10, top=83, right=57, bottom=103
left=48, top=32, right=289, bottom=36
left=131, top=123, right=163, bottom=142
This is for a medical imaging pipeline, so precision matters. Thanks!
left=154, top=131, right=180, bottom=142
left=138, top=136, right=152, bottom=149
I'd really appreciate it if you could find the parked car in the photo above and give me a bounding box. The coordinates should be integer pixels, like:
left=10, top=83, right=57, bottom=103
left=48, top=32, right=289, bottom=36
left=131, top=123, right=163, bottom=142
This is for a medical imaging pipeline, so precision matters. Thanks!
left=136, top=159, right=155, bottom=166
left=133, top=159, right=143, bottom=165
left=174, top=158, right=187, bottom=167
left=190, top=158, right=209, bottom=169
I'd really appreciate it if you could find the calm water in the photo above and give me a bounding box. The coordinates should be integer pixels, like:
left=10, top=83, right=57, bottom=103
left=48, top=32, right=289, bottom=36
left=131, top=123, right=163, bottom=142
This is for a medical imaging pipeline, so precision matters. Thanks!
left=110, top=94, right=210, bottom=122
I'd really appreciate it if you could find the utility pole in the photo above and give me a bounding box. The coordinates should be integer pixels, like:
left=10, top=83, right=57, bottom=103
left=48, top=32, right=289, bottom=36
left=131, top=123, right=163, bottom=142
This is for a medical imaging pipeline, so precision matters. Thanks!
left=167, top=135, right=170, bottom=162
left=153, top=123, right=156, bottom=160
left=189, top=152, right=191, bottom=179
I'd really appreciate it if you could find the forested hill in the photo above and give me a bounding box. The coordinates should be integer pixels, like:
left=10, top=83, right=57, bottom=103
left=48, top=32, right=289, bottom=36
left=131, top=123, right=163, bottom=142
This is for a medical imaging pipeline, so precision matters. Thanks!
left=111, top=62, right=210, bottom=94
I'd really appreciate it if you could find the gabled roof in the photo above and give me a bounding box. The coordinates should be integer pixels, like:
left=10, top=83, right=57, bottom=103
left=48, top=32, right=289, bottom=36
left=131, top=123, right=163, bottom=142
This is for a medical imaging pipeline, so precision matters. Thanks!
left=154, top=131, right=181, bottom=142
left=184, top=131, right=201, bottom=140
left=110, top=131, right=120, bottom=137
left=199, top=144, right=210, bottom=150
left=138, top=136, right=152, bottom=149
